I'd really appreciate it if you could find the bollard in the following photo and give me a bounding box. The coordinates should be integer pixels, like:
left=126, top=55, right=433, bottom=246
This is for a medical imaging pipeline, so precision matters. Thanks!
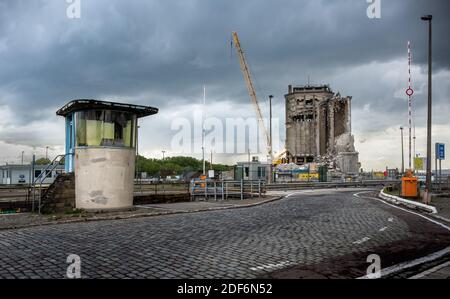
left=258, top=180, right=261, bottom=198
left=225, top=182, right=228, bottom=200
left=221, top=181, right=224, bottom=201
left=214, top=182, right=217, bottom=201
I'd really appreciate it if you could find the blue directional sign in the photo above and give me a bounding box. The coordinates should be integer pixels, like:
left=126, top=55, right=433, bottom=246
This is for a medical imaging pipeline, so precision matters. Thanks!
left=436, top=143, right=445, bottom=160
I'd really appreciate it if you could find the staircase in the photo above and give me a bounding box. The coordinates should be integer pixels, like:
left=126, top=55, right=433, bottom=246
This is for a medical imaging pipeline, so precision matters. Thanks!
left=40, top=172, right=75, bottom=214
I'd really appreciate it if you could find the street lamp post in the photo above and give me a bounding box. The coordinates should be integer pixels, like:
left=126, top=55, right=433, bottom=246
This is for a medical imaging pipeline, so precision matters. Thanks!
left=421, top=14, right=433, bottom=203
left=400, top=127, right=405, bottom=175
left=136, top=124, right=140, bottom=181
left=268, top=95, right=274, bottom=184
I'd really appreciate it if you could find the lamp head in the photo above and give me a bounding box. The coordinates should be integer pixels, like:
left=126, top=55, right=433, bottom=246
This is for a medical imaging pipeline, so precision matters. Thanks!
left=421, top=15, right=432, bottom=21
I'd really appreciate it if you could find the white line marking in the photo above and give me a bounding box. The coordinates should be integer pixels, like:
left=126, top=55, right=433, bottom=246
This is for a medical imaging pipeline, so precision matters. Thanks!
left=408, top=261, right=450, bottom=279
left=359, top=246, right=450, bottom=279
left=353, top=192, right=364, bottom=198
left=355, top=191, right=450, bottom=278
left=353, top=237, right=371, bottom=245
left=358, top=191, right=450, bottom=232
left=286, top=189, right=375, bottom=199
left=388, top=217, right=394, bottom=222
left=379, top=227, right=388, bottom=232
left=250, top=261, right=293, bottom=272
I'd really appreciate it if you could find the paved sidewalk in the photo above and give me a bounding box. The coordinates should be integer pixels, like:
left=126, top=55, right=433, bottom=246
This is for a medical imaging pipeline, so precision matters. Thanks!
left=0, top=196, right=281, bottom=231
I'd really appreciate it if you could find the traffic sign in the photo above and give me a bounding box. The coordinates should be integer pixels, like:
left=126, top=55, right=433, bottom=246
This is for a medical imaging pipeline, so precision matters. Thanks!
left=436, top=143, right=445, bottom=160
left=414, top=157, right=426, bottom=171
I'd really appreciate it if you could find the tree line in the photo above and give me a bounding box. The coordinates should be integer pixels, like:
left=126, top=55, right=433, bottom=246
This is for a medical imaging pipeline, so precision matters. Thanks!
left=136, top=155, right=231, bottom=177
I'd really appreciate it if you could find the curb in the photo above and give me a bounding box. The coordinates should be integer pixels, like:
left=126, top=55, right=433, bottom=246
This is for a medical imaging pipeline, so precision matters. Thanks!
left=379, top=189, right=437, bottom=214
left=430, top=214, right=450, bottom=224
left=0, top=196, right=284, bottom=231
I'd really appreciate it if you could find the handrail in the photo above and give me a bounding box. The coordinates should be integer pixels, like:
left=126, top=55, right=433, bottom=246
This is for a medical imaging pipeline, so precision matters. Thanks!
left=31, top=153, right=73, bottom=213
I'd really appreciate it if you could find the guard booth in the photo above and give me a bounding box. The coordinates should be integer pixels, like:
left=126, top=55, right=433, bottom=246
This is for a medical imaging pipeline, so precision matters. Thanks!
left=57, top=99, right=158, bottom=211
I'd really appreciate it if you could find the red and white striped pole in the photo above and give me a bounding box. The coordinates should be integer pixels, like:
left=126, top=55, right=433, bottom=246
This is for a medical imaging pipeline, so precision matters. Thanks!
left=406, top=41, right=414, bottom=171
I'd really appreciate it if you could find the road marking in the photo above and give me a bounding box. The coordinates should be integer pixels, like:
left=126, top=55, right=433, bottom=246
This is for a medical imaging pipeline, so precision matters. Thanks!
left=353, top=192, right=362, bottom=198
left=379, top=227, right=388, bottom=232
left=286, top=189, right=376, bottom=199
left=250, top=261, right=293, bottom=271
left=355, top=191, right=450, bottom=279
left=358, top=246, right=450, bottom=279
left=408, top=261, right=450, bottom=279
left=357, top=191, right=450, bottom=232
left=353, top=237, right=371, bottom=245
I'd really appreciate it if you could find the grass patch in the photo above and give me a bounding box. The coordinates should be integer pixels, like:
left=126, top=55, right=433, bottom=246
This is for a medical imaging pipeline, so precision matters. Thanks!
left=383, top=186, right=400, bottom=196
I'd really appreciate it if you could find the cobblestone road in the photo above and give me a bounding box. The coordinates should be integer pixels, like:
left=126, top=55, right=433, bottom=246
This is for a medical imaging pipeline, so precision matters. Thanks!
left=0, top=189, right=449, bottom=279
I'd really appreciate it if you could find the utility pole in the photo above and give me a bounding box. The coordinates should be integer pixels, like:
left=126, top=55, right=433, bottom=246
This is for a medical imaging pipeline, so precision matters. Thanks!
left=210, top=149, right=213, bottom=170
left=45, top=146, right=49, bottom=160
left=269, top=95, right=273, bottom=184
left=136, top=124, right=140, bottom=180
left=162, top=150, right=166, bottom=161
left=421, top=14, right=433, bottom=202
left=21, top=151, right=24, bottom=165
left=202, top=85, right=206, bottom=175
left=400, top=127, right=405, bottom=174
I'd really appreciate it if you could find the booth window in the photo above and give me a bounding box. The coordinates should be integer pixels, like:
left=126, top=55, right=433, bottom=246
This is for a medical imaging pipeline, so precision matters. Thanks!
left=76, top=110, right=136, bottom=148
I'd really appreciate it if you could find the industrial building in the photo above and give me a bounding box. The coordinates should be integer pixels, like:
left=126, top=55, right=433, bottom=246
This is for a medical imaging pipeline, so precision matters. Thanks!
left=285, top=84, right=359, bottom=174
left=235, top=159, right=271, bottom=181
left=0, top=164, right=64, bottom=185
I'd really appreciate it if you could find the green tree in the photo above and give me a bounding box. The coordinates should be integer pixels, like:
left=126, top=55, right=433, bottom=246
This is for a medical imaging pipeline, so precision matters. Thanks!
left=135, top=155, right=231, bottom=177
left=35, top=158, right=51, bottom=165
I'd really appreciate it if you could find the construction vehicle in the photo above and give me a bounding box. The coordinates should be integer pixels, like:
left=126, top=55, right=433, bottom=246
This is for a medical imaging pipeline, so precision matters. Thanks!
left=272, top=150, right=287, bottom=166
left=231, top=32, right=272, bottom=160
left=231, top=32, right=288, bottom=168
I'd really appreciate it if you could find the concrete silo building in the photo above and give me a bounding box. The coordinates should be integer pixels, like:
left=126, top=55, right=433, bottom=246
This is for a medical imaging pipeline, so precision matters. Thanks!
left=285, top=85, right=359, bottom=174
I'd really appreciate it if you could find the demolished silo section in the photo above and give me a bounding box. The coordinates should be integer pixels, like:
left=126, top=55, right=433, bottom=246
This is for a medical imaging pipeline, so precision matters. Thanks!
left=284, top=85, right=359, bottom=175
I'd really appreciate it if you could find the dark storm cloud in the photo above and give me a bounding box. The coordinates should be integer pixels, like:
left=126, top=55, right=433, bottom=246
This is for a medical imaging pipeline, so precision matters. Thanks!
left=0, top=0, right=449, bottom=131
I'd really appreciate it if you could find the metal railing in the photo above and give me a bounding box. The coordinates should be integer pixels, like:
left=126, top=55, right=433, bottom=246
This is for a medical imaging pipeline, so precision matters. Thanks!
left=31, top=154, right=71, bottom=214
left=190, top=180, right=266, bottom=201
left=266, top=179, right=399, bottom=191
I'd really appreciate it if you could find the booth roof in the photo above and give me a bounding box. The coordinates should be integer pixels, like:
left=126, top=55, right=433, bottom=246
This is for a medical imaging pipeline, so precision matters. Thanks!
left=56, top=99, right=159, bottom=118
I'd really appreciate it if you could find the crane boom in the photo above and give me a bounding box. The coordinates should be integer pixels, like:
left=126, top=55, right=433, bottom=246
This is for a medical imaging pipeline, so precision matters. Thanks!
left=232, top=32, right=272, bottom=158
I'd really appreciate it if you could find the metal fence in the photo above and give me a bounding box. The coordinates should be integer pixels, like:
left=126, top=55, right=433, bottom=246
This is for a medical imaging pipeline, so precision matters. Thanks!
left=189, top=180, right=266, bottom=201
left=133, top=181, right=190, bottom=195
left=0, top=185, right=33, bottom=213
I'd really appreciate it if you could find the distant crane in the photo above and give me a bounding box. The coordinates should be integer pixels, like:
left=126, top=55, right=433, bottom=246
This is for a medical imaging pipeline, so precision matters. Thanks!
left=231, top=32, right=272, bottom=160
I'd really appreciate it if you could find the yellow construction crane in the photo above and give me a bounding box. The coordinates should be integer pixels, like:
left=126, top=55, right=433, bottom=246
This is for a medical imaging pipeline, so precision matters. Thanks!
left=231, top=32, right=272, bottom=160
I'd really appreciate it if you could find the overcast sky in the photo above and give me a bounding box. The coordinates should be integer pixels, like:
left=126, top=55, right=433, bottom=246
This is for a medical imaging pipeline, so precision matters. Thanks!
left=0, top=0, right=449, bottom=170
